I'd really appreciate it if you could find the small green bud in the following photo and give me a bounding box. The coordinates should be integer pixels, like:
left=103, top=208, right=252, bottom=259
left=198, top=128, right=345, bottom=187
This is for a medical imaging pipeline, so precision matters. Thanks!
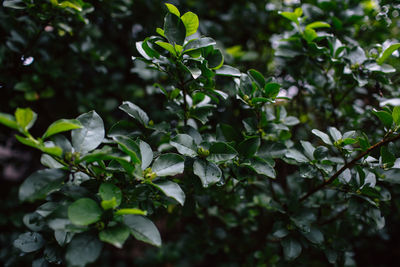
left=197, top=147, right=210, bottom=157
left=65, top=152, right=73, bottom=162
left=95, top=221, right=105, bottom=231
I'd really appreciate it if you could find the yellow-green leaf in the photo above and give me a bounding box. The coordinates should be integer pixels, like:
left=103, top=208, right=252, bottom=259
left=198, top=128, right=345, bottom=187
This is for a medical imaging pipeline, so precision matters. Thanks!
left=181, top=11, right=199, bottom=36
left=165, top=3, right=180, bottom=17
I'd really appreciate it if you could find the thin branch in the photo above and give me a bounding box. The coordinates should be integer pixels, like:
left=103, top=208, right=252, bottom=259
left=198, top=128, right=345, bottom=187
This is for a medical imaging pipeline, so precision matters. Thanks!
left=300, top=133, right=400, bottom=202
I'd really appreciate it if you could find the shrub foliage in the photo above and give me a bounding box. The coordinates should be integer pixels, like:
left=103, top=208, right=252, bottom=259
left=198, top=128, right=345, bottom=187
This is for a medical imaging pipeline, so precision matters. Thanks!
left=1, top=1, right=400, bottom=266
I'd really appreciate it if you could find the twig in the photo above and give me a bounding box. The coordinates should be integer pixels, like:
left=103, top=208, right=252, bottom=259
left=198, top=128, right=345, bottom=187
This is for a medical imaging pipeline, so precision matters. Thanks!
left=300, top=133, right=400, bottom=202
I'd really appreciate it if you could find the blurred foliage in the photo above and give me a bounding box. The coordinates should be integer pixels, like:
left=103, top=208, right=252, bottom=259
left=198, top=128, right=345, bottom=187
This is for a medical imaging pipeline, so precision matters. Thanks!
left=1, top=0, right=400, bottom=266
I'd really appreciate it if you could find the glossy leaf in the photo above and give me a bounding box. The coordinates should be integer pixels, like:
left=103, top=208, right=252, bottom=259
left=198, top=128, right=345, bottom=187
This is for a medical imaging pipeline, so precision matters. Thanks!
left=281, top=238, right=302, bottom=261
left=152, top=180, right=185, bottom=205
left=123, top=215, right=161, bottom=247
left=181, top=12, right=199, bottom=36
left=193, top=159, right=222, bottom=187
left=170, top=134, right=197, bottom=157
left=139, top=140, right=153, bottom=170
left=155, top=41, right=177, bottom=56
left=19, top=169, right=66, bottom=202
left=245, top=157, right=276, bottom=178
left=15, top=107, right=37, bottom=131
left=165, top=3, right=180, bottom=17
left=207, top=49, right=224, bottom=69
left=237, top=137, right=260, bottom=158
left=99, top=183, right=122, bottom=207
left=71, top=111, right=105, bottom=154
left=14, top=232, right=44, bottom=253
left=207, top=142, right=237, bottom=163
left=68, top=198, right=102, bottom=226
left=184, top=37, right=216, bottom=52
left=113, top=135, right=141, bottom=164
left=311, top=129, right=333, bottom=145
left=42, top=119, right=82, bottom=139
left=215, top=65, right=241, bottom=77
left=152, top=153, right=185, bottom=176
left=164, top=13, right=186, bottom=45
left=66, top=233, right=102, bottom=267
left=119, top=101, right=149, bottom=126
left=99, top=225, right=130, bottom=248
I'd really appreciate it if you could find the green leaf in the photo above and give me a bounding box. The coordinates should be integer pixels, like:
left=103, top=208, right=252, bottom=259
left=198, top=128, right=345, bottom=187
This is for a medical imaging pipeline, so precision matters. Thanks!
left=119, top=101, right=149, bottom=126
left=237, top=137, right=260, bottom=158
left=77, top=146, right=122, bottom=163
left=392, top=106, right=400, bottom=126
left=164, top=13, right=186, bottom=45
left=215, top=65, right=241, bottom=77
left=181, top=11, right=199, bottom=36
left=300, top=141, right=315, bottom=160
left=58, top=1, right=82, bottom=11
left=372, top=110, right=393, bottom=128
left=303, top=226, right=324, bottom=244
left=13, top=232, right=44, bottom=253
left=217, top=123, right=242, bottom=143
left=0, top=112, right=19, bottom=130
left=193, top=159, right=222, bottom=187
left=139, top=140, right=153, bottom=170
left=294, top=7, right=303, bottom=17
left=207, top=142, right=237, bottom=163
left=303, top=28, right=318, bottom=42
left=279, top=11, right=299, bottom=23
left=156, top=27, right=166, bottom=38
left=184, top=37, right=216, bottom=52
left=115, top=208, right=147, bottom=216
left=71, top=111, right=105, bottom=154
left=15, top=135, right=63, bottom=157
left=68, top=198, right=102, bottom=226
left=42, top=119, right=82, bottom=139
left=245, top=157, right=276, bottom=178
left=101, top=198, right=118, bottom=210
left=328, top=127, right=342, bottom=142
left=206, top=49, right=224, bottom=69
left=155, top=41, right=177, bottom=56
left=152, top=153, right=185, bottom=176
left=285, top=149, right=309, bottom=163
left=19, top=169, right=66, bottom=202
left=66, top=233, right=103, bottom=267
left=170, top=134, right=197, bottom=157
left=311, top=129, right=333, bottom=145
left=264, top=83, right=280, bottom=98
left=306, top=21, right=331, bottom=29
left=165, top=3, right=180, bottom=17
left=137, top=39, right=160, bottom=59
left=123, top=215, right=161, bottom=247
left=377, top=43, right=400, bottom=65
left=99, top=183, right=122, bottom=207
left=381, top=146, right=395, bottom=166
left=15, top=107, right=37, bottom=131
left=151, top=180, right=185, bottom=205
left=113, top=135, right=141, bottom=164
left=248, top=69, right=265, bottom=88
left=99, top=225, right=130, bottom=248
left=281, top=238, right=302, bottom=261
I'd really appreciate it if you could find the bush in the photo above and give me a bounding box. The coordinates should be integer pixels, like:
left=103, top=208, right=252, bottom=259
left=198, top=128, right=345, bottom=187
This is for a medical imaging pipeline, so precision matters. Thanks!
left=1, top=1, right=400, bottom=266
